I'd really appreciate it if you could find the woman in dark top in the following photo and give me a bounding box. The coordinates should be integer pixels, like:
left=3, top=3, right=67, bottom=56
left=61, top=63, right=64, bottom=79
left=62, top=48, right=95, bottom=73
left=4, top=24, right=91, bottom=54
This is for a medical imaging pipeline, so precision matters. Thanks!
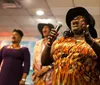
left=0, top=29, right=30, bottom=85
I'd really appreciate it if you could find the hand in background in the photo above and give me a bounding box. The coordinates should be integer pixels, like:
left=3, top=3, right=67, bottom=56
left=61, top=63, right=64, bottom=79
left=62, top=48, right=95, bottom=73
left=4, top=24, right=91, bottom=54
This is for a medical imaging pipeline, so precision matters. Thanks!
left=37, top=66, right=50, bottom=77
left=83, top=24, right=94, bottom=46
left=19, top=80, right=25, bottom=85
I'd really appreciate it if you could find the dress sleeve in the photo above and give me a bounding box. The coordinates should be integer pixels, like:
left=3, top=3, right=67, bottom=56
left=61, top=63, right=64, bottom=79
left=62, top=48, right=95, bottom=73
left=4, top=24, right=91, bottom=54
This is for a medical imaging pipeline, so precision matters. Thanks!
left=23, top=48, right=30, bottom=75
left=0, top=46, right=5, bottom=65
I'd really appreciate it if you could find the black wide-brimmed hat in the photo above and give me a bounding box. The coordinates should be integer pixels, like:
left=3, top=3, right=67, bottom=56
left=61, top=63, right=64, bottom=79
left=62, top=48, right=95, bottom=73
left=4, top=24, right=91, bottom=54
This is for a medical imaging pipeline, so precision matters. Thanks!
left=66, top=7, right=97, bottom=38
left=38, top=23, right=54, bottom=38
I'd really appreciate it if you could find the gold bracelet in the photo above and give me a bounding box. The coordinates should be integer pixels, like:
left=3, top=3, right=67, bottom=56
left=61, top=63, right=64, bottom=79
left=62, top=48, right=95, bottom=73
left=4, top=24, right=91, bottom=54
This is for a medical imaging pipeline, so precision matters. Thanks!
left=48, top=65, right=52, bottom=69
left=22, top=78, right=26, bottom=82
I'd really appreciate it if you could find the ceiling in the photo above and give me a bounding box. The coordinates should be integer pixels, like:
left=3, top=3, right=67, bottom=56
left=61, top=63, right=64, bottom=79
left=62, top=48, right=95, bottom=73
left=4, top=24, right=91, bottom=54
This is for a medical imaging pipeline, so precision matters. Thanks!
left=0, top=0, right=100, bottom=38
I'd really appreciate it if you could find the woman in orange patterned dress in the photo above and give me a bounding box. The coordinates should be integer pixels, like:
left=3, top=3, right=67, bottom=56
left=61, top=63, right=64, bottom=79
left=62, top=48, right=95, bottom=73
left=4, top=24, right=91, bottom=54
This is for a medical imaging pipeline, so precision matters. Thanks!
left=41, top=7, right=100, bottom=85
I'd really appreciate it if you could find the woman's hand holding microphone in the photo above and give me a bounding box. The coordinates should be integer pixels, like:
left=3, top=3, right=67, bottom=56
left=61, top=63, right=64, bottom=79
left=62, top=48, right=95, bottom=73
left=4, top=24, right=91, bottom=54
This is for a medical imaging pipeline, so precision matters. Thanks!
left=47, top=24, right=62, bottom=47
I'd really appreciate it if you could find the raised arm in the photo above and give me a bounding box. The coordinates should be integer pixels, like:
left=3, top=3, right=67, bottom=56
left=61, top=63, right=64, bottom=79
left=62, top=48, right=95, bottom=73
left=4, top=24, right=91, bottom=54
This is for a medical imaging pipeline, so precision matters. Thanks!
left=41, top=45, right=54, bottom=66
left=84, top=28, right=100, bottom=57
left=90, top=40, right=100, bottom=57
left=41, top=29, right=58, bottom=66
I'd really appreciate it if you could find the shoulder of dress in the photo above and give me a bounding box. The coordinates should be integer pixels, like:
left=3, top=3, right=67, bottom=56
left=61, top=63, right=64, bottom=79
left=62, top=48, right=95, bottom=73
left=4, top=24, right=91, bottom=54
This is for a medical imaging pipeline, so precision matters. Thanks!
left=35, top=39, right=43, bottom=44
left=58, top=36, right=65, bottom=41
left=53, top=40, right=58, bottom=45
left=56, top=37, right=73, bottom=43
left=20, top=46, right=28, bottom=50
left=0, top=45, right=9, bottom=49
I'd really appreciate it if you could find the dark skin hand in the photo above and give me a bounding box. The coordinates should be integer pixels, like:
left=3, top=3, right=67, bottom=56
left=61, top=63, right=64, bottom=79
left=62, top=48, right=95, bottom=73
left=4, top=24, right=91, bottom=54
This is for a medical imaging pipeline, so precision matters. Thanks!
left=41, top=29, right=58, bottom=66
left=83, top=23, right=100, bottom=58
left=47, top=29, right=58, bottom=46
left=19, top=80, right=25, bottom=85
left=37, top=66, right=50, bottom=77
left=19, top=73, right=27, bottom=85
left=32, top=66, right=50, bottom=81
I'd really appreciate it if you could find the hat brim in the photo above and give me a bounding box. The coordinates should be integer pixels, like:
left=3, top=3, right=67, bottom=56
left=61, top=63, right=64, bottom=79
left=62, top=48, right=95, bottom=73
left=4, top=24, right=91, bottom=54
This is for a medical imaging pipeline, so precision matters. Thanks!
left=66, top=7, right=97, bottom=38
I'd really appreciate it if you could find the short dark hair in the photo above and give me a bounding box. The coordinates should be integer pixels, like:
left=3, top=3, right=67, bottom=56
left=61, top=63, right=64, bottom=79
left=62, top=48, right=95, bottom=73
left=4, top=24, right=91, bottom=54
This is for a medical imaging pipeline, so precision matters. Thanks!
left=13, top=29, right=24, bottom=37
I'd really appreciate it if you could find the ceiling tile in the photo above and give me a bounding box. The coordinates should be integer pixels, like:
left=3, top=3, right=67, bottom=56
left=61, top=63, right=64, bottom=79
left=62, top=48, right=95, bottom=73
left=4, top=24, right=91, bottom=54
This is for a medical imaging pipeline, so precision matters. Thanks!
left=12, top=16, right=36, bottom=26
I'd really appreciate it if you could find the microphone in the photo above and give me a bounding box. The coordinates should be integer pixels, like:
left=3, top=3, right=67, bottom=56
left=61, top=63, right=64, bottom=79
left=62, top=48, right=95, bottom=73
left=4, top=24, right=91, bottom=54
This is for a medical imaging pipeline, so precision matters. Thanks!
left=55, top=23, right=62, bottom=32
left=48, top=23, right=62, bottom=43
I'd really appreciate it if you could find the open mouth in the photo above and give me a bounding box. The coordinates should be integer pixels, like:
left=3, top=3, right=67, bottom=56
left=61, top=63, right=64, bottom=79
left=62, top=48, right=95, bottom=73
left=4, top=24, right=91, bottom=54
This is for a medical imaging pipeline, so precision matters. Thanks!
left=43, top=31, right=47, bottom=34
left=72, top=24, right=79, bottom=28
left=12, top=37, right=16, bottom=39
left=72, top=21, right=79, bottom=27
left=73, top=25, right=78, bottom=27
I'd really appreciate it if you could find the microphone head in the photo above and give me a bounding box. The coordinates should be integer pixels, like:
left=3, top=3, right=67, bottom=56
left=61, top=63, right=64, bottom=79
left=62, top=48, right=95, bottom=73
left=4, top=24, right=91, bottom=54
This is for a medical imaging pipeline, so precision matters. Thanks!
left=55, top=23, right=62, bottom=32
left=57, top=22, right=63, bottom=27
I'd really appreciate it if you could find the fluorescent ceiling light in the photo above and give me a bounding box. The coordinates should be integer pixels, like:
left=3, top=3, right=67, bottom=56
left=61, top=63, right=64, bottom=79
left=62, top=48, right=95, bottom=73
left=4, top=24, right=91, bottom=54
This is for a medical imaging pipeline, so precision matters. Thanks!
left=36, top=10, right=44, bottom=16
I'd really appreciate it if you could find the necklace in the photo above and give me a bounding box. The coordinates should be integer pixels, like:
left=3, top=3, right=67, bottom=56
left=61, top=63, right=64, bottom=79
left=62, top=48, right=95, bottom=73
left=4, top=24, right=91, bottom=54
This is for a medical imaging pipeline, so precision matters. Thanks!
left=7, top=44, right=21, bottom=49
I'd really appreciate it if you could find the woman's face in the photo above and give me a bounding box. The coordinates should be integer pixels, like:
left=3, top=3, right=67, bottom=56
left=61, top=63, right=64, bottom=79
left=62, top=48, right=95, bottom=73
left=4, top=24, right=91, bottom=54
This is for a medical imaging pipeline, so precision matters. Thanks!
left=42, top=25, right=50, bottom=37
left=71, top=15, right=87, bottom=35
left=11, top=32, right=22, bottom=43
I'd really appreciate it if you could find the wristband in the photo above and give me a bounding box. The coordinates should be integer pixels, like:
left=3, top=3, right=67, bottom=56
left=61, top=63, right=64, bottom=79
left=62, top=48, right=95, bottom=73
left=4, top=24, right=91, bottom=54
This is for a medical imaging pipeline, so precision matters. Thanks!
left=48, top=65, right=52, bottom=69
left=22, top=78, right=26, bottom=82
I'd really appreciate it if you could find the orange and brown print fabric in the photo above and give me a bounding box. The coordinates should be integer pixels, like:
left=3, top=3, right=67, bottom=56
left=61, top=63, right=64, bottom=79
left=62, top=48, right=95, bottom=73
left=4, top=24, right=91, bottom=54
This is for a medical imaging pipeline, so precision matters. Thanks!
left=52, top=37, right=100, bottom=85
